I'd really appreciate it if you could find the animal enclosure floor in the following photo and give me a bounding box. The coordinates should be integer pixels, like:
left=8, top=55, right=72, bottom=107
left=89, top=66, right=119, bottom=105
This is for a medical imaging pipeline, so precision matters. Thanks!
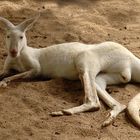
left=0, top=0, right=140, bottom=140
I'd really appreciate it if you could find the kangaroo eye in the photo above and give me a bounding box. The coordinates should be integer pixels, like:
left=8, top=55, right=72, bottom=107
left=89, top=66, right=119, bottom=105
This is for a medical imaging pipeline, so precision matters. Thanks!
left=7, top=35, right=10, bottom=39
left=20, top=36, right=23, bottom=39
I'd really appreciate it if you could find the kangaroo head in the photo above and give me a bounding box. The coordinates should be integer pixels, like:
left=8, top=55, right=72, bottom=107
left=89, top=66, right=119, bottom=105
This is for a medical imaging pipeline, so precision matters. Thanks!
left=0, top=14, right=39, bottom=58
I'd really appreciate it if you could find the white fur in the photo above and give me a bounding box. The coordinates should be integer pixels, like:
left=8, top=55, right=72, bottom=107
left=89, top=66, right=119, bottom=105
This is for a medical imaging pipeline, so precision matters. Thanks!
left=127, top=93, right=140, bottom=128
left=0, top=16, right=140, bottom=128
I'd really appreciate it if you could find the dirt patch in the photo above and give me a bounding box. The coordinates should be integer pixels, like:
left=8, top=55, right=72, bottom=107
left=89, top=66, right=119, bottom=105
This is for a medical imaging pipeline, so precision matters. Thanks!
left=0, top=0, right=140, bottom=140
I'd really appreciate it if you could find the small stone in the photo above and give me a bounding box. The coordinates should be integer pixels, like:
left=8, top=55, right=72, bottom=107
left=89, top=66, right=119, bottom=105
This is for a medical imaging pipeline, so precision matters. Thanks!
left=34, top=35, right=38, bottom=38
left=42, top=6, right=45, bottom=9
left=43, top=36, right=47, bottom=39
left=75, top=98, right=79, bottom=101
left=29, top=132, right=33, bottom=136
left=124, top=26, right=127, bottom=30
left=55, top=132, right=60, bottom=135
left=123, top=37, right=126, bottom=40
left=64, top=33, right=78, bottom=42
left=39, top=45, right=43, bottom=48
left=113, top=90, right=119, bottom=93
left=3, top=53, right=7, bottom=57
left=107, top=88, right=113, bottom=93
left=112, top=122, right=118, bottom=127
left=63, top=101, right=66, bottom=104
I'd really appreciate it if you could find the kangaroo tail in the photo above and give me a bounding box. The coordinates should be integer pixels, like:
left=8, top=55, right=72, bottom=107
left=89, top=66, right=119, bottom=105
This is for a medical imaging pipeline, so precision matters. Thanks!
left=127, top=93, right=140, bottom=128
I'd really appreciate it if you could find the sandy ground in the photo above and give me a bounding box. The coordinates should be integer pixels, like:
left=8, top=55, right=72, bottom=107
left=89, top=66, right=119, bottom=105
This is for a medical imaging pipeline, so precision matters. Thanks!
left=0, top=0, right=140, bottom=140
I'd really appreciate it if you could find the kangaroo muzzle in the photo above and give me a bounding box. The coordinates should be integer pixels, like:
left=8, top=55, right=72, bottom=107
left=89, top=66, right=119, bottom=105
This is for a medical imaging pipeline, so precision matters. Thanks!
left=10, top=48, right=18, bottom=57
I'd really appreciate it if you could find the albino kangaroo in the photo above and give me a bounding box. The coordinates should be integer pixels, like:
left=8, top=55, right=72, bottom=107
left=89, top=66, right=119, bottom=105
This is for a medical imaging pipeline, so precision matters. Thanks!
left=0, top=15, right=140, bottom=128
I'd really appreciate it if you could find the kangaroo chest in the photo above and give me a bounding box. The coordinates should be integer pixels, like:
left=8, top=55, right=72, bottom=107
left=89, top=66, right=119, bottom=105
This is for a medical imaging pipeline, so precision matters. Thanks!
left=41, top=56, right=79, bottom=80
left=40, top=50, right=80, bottom=80
left=10, top=56, right=34, bottom=72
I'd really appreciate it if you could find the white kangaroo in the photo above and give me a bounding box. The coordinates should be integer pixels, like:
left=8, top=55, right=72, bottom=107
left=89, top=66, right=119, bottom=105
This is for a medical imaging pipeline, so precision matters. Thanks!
left=0, top=15, right=140, bottom=128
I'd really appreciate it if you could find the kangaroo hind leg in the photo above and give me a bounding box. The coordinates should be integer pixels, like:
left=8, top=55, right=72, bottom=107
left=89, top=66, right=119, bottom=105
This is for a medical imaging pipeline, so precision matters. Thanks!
left=95, top=73, right=127, bottom=127
left=51, top=52, right=101, bottom=116
left=51, top=71, right=101, bottom=116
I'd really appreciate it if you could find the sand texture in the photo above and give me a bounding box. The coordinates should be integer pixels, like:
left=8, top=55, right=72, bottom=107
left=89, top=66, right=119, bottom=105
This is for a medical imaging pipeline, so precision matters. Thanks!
left=0, top=0, right=140, bottom=140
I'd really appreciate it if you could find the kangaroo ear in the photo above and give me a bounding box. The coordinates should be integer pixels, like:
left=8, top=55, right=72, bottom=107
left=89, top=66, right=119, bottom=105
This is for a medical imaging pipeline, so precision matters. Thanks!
left=17, top=13, right=40, bottom=32
left=0, top=17, right=15, bottom=30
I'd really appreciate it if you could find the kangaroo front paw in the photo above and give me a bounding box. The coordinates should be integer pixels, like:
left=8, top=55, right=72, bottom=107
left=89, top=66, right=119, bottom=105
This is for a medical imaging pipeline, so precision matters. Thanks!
left=0, top=81, right=7, bottom=88
left=50, top=111, right=64, bottom=116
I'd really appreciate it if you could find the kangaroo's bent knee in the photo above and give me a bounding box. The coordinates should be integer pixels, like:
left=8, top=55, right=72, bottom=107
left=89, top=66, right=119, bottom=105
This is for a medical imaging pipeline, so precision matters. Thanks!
left=120, top=72, right=131, bottom=83
left=120, top=68, right=131, bottom=83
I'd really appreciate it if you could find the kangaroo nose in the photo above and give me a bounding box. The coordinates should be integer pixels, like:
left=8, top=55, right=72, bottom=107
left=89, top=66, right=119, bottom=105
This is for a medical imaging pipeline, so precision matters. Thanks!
left=10, top=49, right=18, bottom=57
